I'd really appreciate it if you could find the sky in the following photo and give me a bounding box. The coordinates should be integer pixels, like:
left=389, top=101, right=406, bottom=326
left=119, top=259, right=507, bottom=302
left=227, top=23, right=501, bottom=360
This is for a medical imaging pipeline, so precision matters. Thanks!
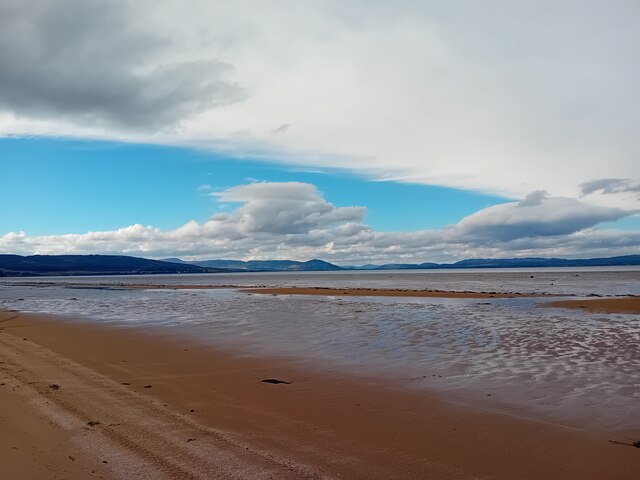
left=1, top=0, right=639, bottom=264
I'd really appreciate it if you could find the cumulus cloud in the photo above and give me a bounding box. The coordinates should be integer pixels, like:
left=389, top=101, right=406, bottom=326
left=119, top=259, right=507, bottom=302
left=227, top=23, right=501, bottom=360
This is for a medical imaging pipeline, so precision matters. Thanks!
left=210, top=182, right=366, bottom=234
left=453, top=195, right=631, bottom=242
left=0, top=0, right=244, bottom=129
left=0, top=0, right=638, bottom=205
left=1, top=182, right=637, bottom=263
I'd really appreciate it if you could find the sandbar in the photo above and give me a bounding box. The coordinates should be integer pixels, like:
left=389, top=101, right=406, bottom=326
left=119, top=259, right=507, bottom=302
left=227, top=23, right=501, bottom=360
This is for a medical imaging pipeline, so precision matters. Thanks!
left=241, top=286, right=551, bottom=298
left=543, top=296, right=640, bottom=314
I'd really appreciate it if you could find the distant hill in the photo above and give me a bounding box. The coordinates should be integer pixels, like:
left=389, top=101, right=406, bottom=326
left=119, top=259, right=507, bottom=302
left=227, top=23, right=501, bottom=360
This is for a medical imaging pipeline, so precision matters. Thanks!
left=375, top=262, right=440, bottom=270
left=342, top=264, right=380, bottom=270
left=373, top=255, right=640, bottom=270
left=0, top=255, right=225, bottom=277
left=164, top=258, right=344, bottom=272
left=2, top=254, right=637, bottom=277
left=164, top=255, right=640, bottom=272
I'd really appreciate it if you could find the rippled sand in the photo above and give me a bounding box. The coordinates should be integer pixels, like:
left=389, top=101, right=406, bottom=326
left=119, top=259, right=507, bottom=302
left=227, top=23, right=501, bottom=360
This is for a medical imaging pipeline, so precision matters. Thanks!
left=3, top=310, right=638, bottom=479
left=1, top=268, right=639, bottom=431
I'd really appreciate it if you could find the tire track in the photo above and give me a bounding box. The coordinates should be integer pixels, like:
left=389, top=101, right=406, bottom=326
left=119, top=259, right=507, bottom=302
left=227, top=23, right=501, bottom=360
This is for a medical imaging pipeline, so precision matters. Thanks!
left=0, top=332, right=331, bottom=480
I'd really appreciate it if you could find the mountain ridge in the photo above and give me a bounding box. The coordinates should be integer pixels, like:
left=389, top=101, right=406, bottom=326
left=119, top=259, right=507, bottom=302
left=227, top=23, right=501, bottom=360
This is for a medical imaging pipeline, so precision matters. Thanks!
left=369, top=255, right=640, bottom=270
left=0, top=254, right=225, bottom=277
left=163, top=258, right=344, bottom=272
left=1, top=254, right=638, bottom=277
left=169, top=254, right=640, bottom=271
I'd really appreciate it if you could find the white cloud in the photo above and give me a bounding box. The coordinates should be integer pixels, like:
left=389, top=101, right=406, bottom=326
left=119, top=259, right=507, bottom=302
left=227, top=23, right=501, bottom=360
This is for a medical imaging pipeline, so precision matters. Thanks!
left=0, top=1, right=638, bottom=207
left=452, top=194, right=631, bottom=242
left=210, top=182, right=366, bottom=234
left=1, top=182, right=637, bottom=263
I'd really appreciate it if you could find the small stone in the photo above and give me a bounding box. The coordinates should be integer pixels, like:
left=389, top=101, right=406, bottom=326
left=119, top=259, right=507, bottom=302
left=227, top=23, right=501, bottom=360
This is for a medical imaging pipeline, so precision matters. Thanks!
left=261, top=378, right=290, bottom=385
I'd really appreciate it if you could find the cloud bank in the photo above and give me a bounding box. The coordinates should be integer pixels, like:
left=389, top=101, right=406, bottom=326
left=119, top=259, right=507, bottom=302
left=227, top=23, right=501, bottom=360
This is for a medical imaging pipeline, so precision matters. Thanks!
left=0, top=0, right=638, bottom=207
left=2, top=182, right=636, bottom=263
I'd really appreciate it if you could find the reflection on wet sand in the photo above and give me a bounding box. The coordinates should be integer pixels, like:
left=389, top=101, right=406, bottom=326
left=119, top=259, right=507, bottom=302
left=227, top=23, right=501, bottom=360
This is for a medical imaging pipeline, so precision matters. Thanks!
left=240, top=286, right=555, bottom=298
left=1, top=269, right=639, bottom=432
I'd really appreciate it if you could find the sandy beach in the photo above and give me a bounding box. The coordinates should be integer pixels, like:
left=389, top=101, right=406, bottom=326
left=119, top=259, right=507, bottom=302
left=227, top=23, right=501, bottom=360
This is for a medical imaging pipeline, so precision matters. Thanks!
left=1, top=309, right=638, bottom=479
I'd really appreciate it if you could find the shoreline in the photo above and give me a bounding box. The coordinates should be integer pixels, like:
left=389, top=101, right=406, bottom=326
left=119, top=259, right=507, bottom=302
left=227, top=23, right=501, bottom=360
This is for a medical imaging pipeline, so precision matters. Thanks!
left=1, top=309, right=638, bottom=479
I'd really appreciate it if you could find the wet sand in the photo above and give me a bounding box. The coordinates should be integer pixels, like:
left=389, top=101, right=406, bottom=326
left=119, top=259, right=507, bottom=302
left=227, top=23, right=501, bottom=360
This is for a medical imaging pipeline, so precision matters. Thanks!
left=543, top=296, right=640, bottom=314
left=0, top=310, right=638, bottom=479
left=240, top=286, right=551, bottom=298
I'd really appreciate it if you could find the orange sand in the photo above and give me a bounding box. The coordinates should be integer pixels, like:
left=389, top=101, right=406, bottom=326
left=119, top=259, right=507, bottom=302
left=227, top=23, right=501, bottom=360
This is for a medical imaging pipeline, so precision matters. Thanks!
left=0, top=310, right=638, bottom=479
left=543, top=296, right=640, bottom=314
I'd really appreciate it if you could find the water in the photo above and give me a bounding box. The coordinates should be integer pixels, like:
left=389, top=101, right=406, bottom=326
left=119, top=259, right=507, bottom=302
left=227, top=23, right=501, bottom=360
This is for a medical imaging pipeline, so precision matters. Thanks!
left=1, top=267, right=639, bottom=431
left=3, top=266, right=640, bottom=296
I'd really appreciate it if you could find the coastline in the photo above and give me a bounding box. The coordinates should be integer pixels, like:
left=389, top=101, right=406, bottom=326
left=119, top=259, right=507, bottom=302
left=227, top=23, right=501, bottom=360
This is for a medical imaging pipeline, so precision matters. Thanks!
left=1, top=309, right=638, bottom=479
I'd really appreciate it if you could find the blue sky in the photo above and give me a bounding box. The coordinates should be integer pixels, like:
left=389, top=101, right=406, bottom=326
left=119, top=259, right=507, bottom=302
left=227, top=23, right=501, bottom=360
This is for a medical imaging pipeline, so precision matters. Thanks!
left=0, top=1, right=638, bottom=262
left=1, top=137, right=507, bottom=236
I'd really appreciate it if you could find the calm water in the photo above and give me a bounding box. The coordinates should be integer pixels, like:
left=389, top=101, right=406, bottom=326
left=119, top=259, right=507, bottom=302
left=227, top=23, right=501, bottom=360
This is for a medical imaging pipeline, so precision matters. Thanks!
left=1, top=267, right=639, bottom=431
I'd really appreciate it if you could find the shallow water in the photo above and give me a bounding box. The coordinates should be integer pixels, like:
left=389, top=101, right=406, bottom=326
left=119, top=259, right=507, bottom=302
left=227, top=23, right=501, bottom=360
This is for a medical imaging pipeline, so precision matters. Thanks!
left=1, top=268, right=639, bottom=431
left=4, top=265, right=640, bottom=295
